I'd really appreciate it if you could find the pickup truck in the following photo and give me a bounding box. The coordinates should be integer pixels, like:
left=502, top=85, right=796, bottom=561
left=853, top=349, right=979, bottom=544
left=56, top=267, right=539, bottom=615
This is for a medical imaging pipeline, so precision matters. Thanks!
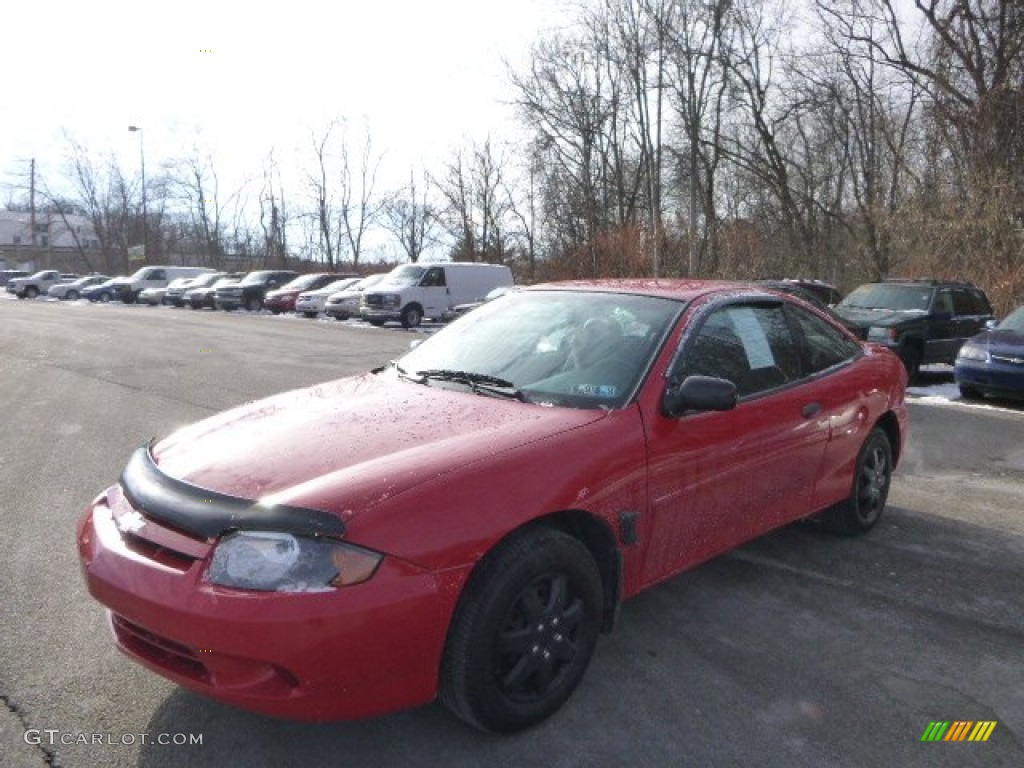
left=6, top=270, right=78, bottom=298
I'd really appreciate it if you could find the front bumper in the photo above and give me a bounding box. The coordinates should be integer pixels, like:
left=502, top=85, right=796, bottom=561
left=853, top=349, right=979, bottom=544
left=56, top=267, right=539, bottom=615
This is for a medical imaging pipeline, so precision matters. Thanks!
left=954, top=360, right=1024, bottom=398
left=360, top=307, right=400, bottom=323
left=77, top=487, right=447, bottom=721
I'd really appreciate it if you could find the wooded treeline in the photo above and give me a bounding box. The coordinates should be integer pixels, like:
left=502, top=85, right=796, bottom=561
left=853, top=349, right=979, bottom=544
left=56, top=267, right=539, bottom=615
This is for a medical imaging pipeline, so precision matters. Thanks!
left=5, top=1, right=1022, bottom=311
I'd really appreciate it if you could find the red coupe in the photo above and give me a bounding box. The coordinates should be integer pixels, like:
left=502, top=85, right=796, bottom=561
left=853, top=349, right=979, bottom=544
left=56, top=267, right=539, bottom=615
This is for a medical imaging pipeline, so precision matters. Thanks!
left=77, top=280, right=908, bottom=732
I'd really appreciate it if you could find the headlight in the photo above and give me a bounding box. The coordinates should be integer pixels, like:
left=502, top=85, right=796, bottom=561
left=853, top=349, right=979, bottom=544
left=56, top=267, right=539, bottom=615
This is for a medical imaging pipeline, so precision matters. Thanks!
left=867, top=326, right=896, bottom=342
left=207, top=531, right=382, bottom=592
left=956, top=344, right=989, bottom=362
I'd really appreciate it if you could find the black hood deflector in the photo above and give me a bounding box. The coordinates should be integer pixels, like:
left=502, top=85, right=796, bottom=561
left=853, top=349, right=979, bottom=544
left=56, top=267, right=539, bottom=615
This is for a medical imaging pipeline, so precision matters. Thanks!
left=118, top=442, right=346, bottom=540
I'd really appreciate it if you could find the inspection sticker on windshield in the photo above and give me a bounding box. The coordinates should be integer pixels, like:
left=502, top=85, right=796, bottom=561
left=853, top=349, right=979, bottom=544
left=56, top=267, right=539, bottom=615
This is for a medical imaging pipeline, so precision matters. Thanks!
left=575, top=384, right=617, bottom=397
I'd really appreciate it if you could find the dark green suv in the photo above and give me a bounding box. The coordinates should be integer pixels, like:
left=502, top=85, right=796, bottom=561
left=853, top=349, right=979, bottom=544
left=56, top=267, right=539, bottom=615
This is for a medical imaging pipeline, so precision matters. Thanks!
left=835, top=279, right=994, bottom=377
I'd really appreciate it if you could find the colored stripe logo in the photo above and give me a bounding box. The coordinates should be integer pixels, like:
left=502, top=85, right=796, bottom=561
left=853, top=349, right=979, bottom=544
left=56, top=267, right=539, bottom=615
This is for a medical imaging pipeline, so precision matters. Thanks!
left=921, top=721, right=997, bottom=742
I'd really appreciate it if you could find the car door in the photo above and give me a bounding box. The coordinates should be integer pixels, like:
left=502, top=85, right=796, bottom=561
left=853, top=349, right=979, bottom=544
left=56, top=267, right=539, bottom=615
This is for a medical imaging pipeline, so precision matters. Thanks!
left=926, top=287, right=959, bottom=362
left=641, top=299, right=830, bottom=584
left=952, top=288, right=993, bottom=348
left=418, top=266, right=448, bottom=317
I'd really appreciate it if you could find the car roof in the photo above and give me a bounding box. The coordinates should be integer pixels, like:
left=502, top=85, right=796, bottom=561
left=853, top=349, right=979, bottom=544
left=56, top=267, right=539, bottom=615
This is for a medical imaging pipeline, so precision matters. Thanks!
left=525, top=278, right=761, bottom=302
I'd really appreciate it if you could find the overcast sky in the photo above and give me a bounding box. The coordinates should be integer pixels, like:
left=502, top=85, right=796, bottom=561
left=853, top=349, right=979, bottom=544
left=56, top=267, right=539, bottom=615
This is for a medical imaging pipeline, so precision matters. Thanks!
left=1, top=0, right=569, bottom=202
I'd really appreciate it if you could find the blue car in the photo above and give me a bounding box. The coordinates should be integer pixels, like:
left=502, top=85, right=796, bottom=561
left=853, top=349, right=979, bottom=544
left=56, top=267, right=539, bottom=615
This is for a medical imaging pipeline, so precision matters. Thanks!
left=954, top=306, right=1024, bottom=399
left=82, top=277, right=127, bottom=303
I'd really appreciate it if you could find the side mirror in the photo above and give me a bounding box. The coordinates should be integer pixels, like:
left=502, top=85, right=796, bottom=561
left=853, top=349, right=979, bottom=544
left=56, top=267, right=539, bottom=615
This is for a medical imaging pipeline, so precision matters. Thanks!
left=985, top=319, right=997, bottom=330
left=662, top=375, right=738, bottom=418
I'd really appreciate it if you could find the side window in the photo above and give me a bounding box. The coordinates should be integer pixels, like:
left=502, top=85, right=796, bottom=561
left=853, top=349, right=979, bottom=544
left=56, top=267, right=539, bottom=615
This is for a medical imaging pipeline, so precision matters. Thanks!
left=149, top=269, right=166, bottom=281
left=935, top=290, right=954, bottom=314
left=421, top=267, right=446, bottom=288
left=673, top=304, right=799, bottom=398
left=791, top=305, right=862, bottom=375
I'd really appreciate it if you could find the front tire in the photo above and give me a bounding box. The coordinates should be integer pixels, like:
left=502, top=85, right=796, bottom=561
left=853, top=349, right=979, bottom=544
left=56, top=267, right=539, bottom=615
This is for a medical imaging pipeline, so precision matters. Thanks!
left=245, top=296, right=262, bottom=312
left=440, top=528, right=603, bottom=733
left=820, top=427, right=892, bottom=535
left=401, top=304, right=423, bottom=328
left=958, top=384, right=983, bottom=400
left=899, top=343, right=922, bottom=382
left=25, top=286, right=38, bottom=299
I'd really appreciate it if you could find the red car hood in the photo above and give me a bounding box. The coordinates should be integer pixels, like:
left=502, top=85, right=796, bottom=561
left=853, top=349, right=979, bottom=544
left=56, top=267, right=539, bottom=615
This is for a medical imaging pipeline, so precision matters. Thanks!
left=152, top=373, right=606, bottom=522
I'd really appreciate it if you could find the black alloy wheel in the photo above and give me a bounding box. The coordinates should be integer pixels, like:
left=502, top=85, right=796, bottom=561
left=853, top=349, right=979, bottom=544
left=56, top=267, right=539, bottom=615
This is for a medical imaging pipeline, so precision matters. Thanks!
left=440, top=528, right=603, bottom=733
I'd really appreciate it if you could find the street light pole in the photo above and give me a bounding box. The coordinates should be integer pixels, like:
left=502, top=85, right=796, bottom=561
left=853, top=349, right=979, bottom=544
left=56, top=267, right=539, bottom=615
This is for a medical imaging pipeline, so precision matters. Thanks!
left=128, top=125, right=147, bottom=259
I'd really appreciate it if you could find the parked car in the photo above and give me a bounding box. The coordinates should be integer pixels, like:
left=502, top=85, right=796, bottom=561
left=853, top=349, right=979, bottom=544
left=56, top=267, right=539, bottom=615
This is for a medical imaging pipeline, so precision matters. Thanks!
left=756, top=280, right=858, bottom=335
left=215, top=270, right=299, bottom=311
left=6, top=270, right=78, bottom=298
left=48, top=275, right=111, bottom=300
left=77, top=280, right=908, bottom=732
left=138, top=286, right=169, bottom=305
left=106, top=266, right=217, bottom=304
left=834, top=279, right=994, bottom=377
left=361, top=262, right=514, bottom=327
left=83, top=277, right=129, bottom=303
left=0, top=269, right=30, bottom=287
left=323, top=274, right=387, bottom=320
left=954, top=305, right=1024, bottom=399
left=263, top=273, right=353, bottom=314
left=165, top=274, right=223, bottom=307
left=442, top=284, right=520, bottom=321
left=186, top=275, right=241, bottom=310
left=294, top=278, right=362, bottom=318
left=771, top=278, right=841, bottom=306
left=179, top=273, right=236, bottom=309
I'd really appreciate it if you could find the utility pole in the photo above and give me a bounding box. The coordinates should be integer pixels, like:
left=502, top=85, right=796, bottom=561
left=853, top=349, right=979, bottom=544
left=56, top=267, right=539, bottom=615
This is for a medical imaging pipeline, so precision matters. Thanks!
left=30, top=158, right=37, bottom=248
left=128, top=126, right=147, bottom=259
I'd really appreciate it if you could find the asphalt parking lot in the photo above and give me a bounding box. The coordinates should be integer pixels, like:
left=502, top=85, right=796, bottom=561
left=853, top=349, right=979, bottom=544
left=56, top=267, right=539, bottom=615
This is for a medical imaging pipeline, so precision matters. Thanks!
left=1, top=298, right=1022, bottom=767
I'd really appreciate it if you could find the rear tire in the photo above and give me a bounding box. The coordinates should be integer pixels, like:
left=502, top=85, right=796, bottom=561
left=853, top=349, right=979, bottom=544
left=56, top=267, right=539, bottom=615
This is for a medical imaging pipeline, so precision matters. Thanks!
left=819, top=427, right=892, bottom=535
left=66, top=290, right=79, bottom=301
left=440, top=528, right=603, bottom=733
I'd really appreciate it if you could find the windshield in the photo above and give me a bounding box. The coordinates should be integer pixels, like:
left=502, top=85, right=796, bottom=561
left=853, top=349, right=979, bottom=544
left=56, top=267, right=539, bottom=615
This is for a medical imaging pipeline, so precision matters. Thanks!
left=241, top=271, right=276, bottom=285
left=998, top=306, right=1024, bottom=332
left=191, top=273, right=224, bottom=288
left=285, top=273, right=328, bottom=290
left=838, top=284, right=932, bottom=311
left=350, top=274, right=386, bottom=292
left=394, top=290, right=683, bottom=409
left=386, top=265, right=425, bottom=284
left=321, top=278, right=359, bottom=293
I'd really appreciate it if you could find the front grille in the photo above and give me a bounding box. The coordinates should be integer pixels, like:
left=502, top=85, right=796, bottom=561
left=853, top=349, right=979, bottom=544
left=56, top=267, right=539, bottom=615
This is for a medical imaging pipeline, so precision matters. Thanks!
left=121, top=531, right=198, bottom=572
left=365, top=294, right=383, bottom=307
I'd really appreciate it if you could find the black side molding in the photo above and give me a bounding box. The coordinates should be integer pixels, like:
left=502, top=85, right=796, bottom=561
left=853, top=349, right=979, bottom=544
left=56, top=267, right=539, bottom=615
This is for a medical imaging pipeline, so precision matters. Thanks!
left=119, top=443, right=346, bottom=540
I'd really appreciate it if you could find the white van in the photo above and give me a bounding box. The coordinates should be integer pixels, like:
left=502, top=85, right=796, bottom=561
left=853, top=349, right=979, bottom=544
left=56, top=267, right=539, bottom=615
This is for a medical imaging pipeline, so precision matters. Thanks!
left=361, top=262, right=514, bottom=328
left=109, top=265, right=216, bottom=303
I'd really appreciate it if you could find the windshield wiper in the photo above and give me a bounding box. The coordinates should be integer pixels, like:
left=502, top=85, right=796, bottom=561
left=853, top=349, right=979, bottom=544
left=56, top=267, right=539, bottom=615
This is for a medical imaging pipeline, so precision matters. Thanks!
left=413, top=368, right=529, bottom=401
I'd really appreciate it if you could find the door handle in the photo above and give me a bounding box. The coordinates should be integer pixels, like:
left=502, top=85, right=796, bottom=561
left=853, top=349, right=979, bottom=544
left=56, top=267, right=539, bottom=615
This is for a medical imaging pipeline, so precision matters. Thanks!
left=801, top=402, right=822, bottom=418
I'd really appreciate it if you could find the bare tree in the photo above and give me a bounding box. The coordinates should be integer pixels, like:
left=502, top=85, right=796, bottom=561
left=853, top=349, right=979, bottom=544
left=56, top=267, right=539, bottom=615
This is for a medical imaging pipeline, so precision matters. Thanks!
left=339, top=129, right=385, bottom=268
left=381, top=168, right=439, bottom=263
left=170, top=145, right=244, bottom=268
